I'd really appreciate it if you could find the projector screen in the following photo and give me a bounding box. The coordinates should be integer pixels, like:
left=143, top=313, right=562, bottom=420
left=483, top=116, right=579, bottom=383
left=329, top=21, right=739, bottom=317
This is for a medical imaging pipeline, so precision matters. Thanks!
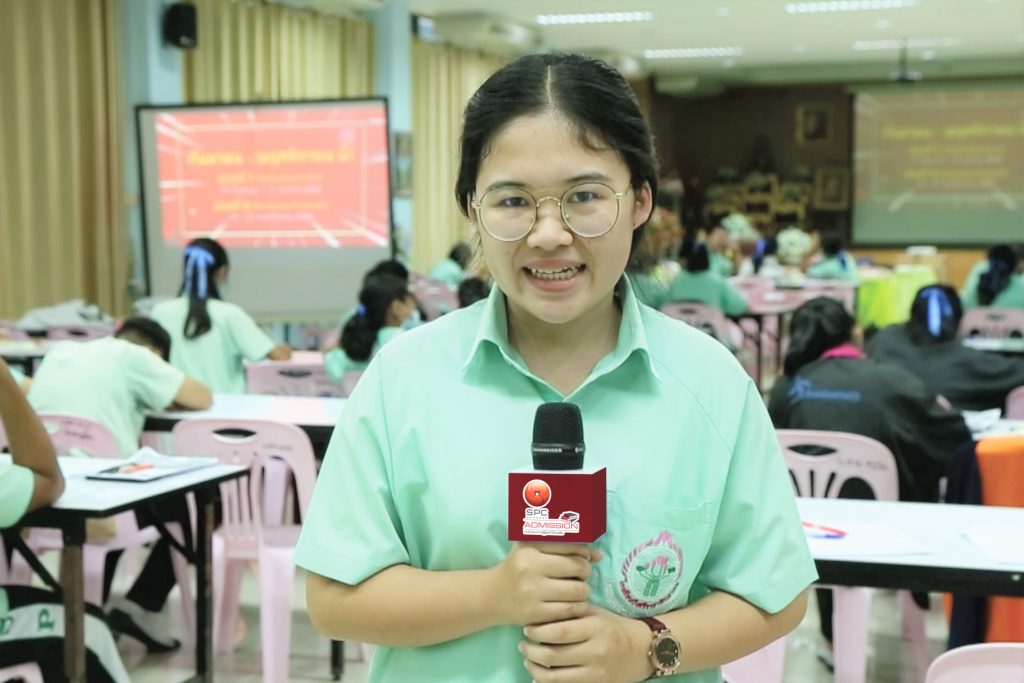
left=852, top=85, right=1024, bottom=246
left=137, top=100, right=393, bottom=322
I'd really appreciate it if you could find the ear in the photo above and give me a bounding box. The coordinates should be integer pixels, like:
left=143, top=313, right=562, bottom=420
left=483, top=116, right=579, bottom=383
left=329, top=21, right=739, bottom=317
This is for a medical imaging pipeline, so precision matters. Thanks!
left=631, top=182, right=654, bottom=232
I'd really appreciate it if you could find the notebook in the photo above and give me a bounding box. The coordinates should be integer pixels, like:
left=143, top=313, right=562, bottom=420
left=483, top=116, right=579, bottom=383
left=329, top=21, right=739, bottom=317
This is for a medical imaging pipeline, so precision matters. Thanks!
left=86, top=447, right=217, bottom=483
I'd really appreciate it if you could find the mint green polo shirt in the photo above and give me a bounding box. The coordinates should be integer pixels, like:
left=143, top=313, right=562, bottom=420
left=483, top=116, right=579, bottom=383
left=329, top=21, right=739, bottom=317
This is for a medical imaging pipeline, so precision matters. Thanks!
left=28, top=338, right=186, bottom=456
left=667, top=270, right=749, bottom=317
left=150, top=297, right=276, bottom=394
left=7, top=365, right=24, bottom=386
left=710, top=251, right=734, bottom=279
left=807, top=255, right=858, bottom=283
left=427, top=258, right=465, bottom=287
left=627, top=271, right=669, bottom=310
left=0, top=462, right=33, bottom=529
left=962, top=272, right=1024, bottom=309
left=295, top=279, right=816, bottom=683
left=324, top=327, right=402, bottom=384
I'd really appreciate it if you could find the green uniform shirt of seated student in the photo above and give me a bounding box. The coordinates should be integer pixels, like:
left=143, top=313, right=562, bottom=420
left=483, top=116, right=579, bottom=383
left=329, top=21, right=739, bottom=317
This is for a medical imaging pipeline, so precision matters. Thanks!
left=667, top=242, right=749, bottom=317
left=961, top=244, right=1024, bottom=310
left=806, top=236, right=858, bottom=283
left=28, top=318, right=212, bottom=457
left=150, top=238, right=292, bottom=394
left=325, top=275, right=416, bottom=384
left=427, top=243, right=472, bottom=287
left=296, top=52, right=814, bottom=683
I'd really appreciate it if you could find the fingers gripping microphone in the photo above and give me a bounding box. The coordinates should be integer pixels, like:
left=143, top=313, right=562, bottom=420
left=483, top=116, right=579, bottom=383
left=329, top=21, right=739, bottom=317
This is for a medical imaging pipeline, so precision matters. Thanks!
left=508, top=403, right=606, bottom=543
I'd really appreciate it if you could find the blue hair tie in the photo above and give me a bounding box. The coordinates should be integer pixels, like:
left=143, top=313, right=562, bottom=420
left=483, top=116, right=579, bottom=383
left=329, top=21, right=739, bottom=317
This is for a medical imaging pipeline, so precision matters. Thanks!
left=754, top=239, right=766, bottom=259
left=921, top=288, right=952, bottom=338
left=838, top=250, right=851, bottom=270
left=356, top=304, right=367, bottom=316
left=184, top=246, right=216, bottom=299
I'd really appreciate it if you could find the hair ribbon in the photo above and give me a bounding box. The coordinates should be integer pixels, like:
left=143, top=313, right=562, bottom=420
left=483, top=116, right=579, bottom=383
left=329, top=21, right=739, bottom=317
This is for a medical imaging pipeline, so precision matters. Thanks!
left=923, top=288, right=952, bottom=337
left=184, top=246, right=216, bottom=299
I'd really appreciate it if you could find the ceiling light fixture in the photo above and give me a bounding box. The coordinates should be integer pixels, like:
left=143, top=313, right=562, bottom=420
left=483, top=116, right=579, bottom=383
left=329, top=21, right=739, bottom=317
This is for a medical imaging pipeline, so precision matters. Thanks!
left=536, top=11, right=654, bottom=25
left=785, top=0, right=919, bottom=13
left=854, top=37, right=960, bottom=50
left=644, top=46, right=743, bottom=59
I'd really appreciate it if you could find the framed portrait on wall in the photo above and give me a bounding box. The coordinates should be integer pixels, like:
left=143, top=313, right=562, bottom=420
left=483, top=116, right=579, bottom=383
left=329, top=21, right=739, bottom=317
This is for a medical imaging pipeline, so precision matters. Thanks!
left=813, top=167, right=850, bottom=211
left=392, top=132, right=413, bottom=198
left=795, top=104, right=834, bottom=145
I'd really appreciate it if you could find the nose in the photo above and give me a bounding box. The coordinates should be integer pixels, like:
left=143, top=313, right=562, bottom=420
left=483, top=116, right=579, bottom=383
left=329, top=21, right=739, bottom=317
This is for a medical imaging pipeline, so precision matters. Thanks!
left=526, top=197, right=573, bottom=250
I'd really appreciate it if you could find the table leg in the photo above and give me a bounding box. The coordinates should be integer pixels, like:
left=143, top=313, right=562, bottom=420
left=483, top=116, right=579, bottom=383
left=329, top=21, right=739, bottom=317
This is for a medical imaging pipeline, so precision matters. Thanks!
left=331, top=640, right=344, bottom=679
left=195, top=492, right=215, bottom=682
left=61, top=520, right=86, bottom=683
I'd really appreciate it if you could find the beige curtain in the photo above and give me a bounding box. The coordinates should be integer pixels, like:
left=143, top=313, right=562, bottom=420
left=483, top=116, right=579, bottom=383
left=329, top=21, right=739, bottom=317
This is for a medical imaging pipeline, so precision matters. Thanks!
left=0, top=0, right=126, bottom=319
left=184, top=0, right=375, bottom=102
left=411, top=39, right=505, bottom=273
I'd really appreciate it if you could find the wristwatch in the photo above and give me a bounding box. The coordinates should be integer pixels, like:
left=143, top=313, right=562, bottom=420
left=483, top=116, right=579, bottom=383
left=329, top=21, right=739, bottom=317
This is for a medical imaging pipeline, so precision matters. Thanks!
left=639, top=616, right=681, bottom=678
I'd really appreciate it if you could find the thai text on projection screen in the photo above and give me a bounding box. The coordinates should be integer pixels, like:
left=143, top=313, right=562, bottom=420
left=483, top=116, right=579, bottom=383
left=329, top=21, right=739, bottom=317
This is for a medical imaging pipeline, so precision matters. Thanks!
left=852, top=86, right=1023, bottom=245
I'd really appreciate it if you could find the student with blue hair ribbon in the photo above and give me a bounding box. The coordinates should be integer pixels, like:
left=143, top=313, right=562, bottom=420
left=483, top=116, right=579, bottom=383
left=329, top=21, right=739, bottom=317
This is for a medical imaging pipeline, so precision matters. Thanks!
left=868, top=284, right=1024, bottom=411
left=961, top=244, right=1024, bottom=309
left=806, top=234, right=857, bottom=283
left=666, top=240, right=749, bottom=316
left=150, top=238, right=291, bottom=393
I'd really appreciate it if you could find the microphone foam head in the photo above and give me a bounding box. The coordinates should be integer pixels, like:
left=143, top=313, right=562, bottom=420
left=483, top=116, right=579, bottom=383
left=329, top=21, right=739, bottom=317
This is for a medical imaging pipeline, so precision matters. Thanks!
left=532, top=403, right=585, bottom=470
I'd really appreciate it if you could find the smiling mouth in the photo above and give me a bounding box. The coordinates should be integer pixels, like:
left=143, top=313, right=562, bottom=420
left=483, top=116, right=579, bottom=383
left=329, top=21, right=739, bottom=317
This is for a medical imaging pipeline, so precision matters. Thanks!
left=524, top=265, right=586, bottom=280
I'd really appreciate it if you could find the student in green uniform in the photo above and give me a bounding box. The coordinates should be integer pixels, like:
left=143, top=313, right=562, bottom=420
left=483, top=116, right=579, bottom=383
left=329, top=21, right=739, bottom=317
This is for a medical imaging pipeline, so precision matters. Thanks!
left=0, top=357, right=130, bottom=682
left=296, top=52, right=814, bottom=683
left=150, top=238, right=292, bottom=393
left=427, top=243, right=472, bottom=287
left=806, top=235, right=857, bottom=283
left=625, top=224, right=668, bottom=310
left=325, top=275, right=416, bottom=384
left=457, top=276, right=490, bottom=308
left=961, top=243, right=1024, bottom=309
left=28, top=318, right=212, bottom=653
left=705, top=224, right=734, bottom=278
left=667, top=241, right=749, bottom=316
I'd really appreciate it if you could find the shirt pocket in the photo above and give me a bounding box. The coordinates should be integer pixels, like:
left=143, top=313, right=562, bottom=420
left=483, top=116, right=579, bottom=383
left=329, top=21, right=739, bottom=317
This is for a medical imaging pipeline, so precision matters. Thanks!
left=591, top=491, right=715, bottom=618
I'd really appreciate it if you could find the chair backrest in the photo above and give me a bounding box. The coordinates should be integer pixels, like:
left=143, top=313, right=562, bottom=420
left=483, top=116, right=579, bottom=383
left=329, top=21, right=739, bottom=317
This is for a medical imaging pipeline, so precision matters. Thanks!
left=777, top=429, right=899, bottom=501
left=0, top=662, right=45, bottom=683
left=245, top=363, right=342, bottom=398
left=0, top=323, right=29, bottom=340
left=960, top=307, right=1024, bottom=339
left=808, top=281, right=856, bottom=313
left=170, top=419, right=318, bottom=543
left=925, top=642, right=1024, bottom=683
left=410, top=279, right=459, bottom=320
left=660, top=302, right=733, bottom=343
left=1006, top=385, right=1024, bottom=420
left=36, top=412, right=120, bottom=459
left=46, top=324, right=113, bottom=341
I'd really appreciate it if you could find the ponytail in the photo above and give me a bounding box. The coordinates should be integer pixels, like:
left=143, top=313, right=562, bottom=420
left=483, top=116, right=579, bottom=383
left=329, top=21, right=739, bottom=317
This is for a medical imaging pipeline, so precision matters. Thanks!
left=978, top=244, right=1017, bottom=306
left=683, top=241, right=711, bottom=273
left=179, top=238, right=228, bottom=340
left=907, top=285, right=962, bottom=345
left=340, top=274, right=409, bottom=362
left=784, top=297, right=855, bottom=376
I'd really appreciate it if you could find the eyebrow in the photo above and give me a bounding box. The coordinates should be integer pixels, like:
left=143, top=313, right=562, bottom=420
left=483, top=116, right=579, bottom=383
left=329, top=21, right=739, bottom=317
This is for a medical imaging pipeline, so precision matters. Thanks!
left=483, top=172, right=616, bottom=194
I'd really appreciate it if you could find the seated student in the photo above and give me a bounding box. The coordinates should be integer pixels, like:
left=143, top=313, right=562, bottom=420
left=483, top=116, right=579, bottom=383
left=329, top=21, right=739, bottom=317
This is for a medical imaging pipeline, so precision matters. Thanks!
left=806, top=234, right=857, bottom=283
left=705, top=223, right=735, bottom=278
left=337, top=258, right=417, bottom=332
left=457, top=276, right=490, bottom=308
left=625, top=226, right=668, bottom=310
left=28, top=318, right=212, bottom=653
left=427, top=243, right=472, bottom=287
left=961, top=243, right=1024, bottom=309
left=667, top=241, right=749, bottom=316
left=737, top=236, right=783, bottom=279
left=150, top=238, right=292, bottom=393
left=325, top=275, right=418, bottom=384
left=0, top=357, right=131, bottom=682
left=868, top=285, right=1024, bottom=411
left=767, top=297, right=970, bottom=663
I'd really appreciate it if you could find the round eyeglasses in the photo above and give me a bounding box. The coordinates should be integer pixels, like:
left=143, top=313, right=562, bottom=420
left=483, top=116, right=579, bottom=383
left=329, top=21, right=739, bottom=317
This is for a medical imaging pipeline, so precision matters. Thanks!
left=471, top=182, right=630, bottom=242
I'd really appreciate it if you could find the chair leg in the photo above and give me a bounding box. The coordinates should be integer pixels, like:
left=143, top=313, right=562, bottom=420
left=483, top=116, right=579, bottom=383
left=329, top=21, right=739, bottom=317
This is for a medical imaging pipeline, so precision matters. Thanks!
left=832, top=586, right=872, bottom=683
left=258, top=549, right=296, bottom=683
left=901, top=591, right=933, bottom=677
left=216, top=558, right=245, bottom=654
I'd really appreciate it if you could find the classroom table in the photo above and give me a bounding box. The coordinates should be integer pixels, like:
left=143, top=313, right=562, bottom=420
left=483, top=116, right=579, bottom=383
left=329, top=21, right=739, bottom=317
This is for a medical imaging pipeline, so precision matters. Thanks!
left=0, top=339, right=53, bottom=375
left=855, top=265, right=937, bottom=329
left=798, top=497, right=1024, bottom=596
left=3, top=455, right=246, bottom=683
left=962, top=337, right=1024, bottom=354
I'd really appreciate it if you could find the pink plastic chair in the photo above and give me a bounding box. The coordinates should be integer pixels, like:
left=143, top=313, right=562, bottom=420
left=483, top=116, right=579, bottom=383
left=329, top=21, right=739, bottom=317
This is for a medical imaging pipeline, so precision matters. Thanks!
left=170, top=418, right=319, bottom=683
left=721, top=637, right=787, bottom=683
left=0, top=662, right=44, bottom=683
left=1006, top=385, right=1024, bottom=420
left=45, top=324, right=113, bottom=341
left=9, top=414, right=194, bottom=634
left=777, top=429, right=933, bottom=683
left=925, top=642, right=1024, bottom=682
left=960, top=308, right=1024, bottom=339
left=410, top=279, right=459, bottom=320
left=245, top=363, right=343, bottom=398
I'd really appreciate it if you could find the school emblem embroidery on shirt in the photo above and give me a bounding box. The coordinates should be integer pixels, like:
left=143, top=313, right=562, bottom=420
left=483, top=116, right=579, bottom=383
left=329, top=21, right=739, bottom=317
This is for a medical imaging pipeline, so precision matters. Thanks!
left=619, top=531, right=683, bottom=610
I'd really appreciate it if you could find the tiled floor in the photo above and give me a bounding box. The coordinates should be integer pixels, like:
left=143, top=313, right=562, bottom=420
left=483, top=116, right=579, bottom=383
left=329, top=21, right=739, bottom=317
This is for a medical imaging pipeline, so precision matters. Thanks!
left=123, top=567, right=949, bottom=682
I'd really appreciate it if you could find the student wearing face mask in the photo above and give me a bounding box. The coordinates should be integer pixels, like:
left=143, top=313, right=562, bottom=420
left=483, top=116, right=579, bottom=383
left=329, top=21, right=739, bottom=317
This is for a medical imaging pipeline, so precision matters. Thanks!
left=324, top=274, right=419, bottom=385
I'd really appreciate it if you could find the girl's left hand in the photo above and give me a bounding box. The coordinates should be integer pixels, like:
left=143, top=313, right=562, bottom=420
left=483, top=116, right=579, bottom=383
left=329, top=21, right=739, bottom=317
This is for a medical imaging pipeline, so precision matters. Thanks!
left=519, top=604, right=654, bottom=683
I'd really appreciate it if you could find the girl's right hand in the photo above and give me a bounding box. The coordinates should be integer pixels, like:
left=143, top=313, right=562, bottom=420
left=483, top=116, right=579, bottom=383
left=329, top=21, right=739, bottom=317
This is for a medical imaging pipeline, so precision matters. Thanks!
left=491, top=543, right=603, bottom=627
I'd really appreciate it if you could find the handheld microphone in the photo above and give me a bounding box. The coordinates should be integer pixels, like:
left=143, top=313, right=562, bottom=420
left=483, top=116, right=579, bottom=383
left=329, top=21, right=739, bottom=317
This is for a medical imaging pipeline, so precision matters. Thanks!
left=508, top=403, right=606, bottom=543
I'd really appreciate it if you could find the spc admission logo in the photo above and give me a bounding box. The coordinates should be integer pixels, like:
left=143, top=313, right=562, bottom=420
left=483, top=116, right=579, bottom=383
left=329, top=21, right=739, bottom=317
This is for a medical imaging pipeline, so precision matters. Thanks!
left=522, top=479, right=581, bottom=537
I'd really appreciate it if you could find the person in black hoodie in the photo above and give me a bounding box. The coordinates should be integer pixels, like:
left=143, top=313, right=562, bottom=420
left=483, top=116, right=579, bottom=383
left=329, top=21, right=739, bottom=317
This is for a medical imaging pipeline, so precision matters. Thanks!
left=868, top=284, right=1024, bottom=412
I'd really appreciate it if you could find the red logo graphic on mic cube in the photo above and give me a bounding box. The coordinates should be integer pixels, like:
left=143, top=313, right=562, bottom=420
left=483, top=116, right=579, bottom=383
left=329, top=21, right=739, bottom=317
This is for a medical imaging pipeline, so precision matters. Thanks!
left=508, top=467, right=606, bottom=543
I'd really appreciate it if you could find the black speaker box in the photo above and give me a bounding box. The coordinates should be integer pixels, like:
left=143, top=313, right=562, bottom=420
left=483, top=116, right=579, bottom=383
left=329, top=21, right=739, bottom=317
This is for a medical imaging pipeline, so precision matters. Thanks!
left=163, top=2, right=197, bottom=49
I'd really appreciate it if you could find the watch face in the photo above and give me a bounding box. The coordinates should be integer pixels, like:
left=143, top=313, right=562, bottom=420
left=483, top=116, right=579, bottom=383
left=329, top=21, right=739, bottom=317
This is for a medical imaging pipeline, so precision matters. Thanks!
left=654, top=635, right=680, bottom=666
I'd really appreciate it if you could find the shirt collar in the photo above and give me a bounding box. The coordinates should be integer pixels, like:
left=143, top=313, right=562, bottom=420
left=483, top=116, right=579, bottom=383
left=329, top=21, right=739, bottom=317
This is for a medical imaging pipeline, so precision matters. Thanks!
left=462, top=276, right=661, bottom=384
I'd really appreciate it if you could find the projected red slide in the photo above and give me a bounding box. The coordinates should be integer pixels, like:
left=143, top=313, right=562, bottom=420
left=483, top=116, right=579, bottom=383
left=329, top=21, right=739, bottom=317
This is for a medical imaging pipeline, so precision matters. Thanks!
left=155, top=104, right=390, bottom=248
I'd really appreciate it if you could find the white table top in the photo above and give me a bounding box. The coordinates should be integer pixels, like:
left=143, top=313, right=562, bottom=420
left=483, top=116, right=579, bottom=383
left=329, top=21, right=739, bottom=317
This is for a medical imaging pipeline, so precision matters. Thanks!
left=0, top=340, right=53, bottom=359
left=963, top=337, right=1024, bottom=354
left=147, top=392, right=345, bottom=429
left=1, top=455, right=245, bottom=516
left=247, top=350, right=325, bottom=366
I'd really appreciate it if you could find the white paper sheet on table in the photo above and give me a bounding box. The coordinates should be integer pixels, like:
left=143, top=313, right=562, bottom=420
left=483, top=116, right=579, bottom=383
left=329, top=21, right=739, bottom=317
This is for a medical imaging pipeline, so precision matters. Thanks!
left=802, top=520, right=931, bottom=558
left=964, top=526, right=1024, bottom=565
left=962, top=408, right=1002, bottom=434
